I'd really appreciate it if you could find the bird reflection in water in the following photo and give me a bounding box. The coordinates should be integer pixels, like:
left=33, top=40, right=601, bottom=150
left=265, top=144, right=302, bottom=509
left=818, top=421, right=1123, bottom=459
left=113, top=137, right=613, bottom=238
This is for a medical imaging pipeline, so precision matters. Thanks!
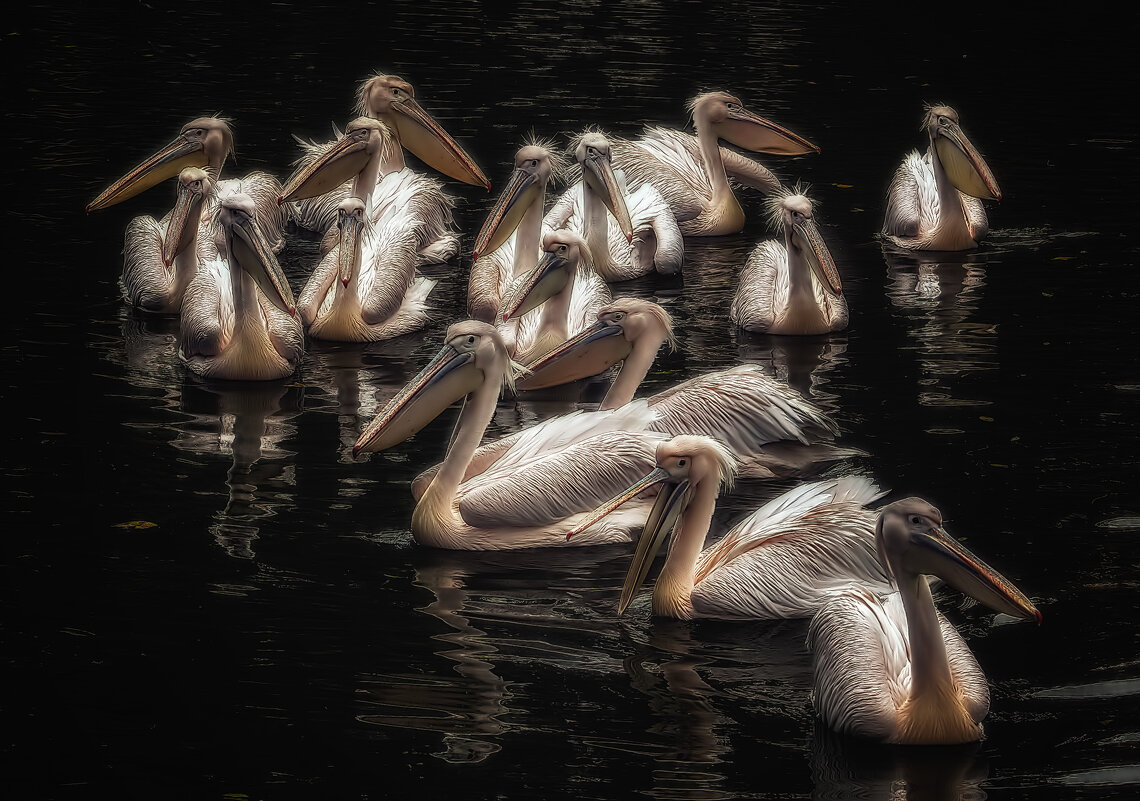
left=736, top=331, right=850, bottom=417
left=171, top=380, right=303, bottom=559
left=884, top=250, right=995, bottom=410
left=810, top=726, right=988, bottom=800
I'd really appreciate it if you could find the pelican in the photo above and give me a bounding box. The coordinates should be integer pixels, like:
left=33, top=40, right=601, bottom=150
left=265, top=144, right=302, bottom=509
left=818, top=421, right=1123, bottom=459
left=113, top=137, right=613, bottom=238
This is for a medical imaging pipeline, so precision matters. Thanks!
left=352, top=320, right=670, bottom=550
left=516, top=298, right=857, bottom=478
left=808, top=497, right=1040, bottom=744
left=499, top=230, right=610, bottom=365
left=610, top=92, right=819, bottom=236
left=543, top=129, right=683, bottom=281
left=87, top=116, right=285, bottom=312
left=280, top=118, right=440, bottom=341
left=730, top=186, right=847, bottom=335
left=286, top=73, right=488, bottom=260
left=179, top=191, right=303, bottom=381
left=882, top=105, right=1002, bottom=251
left=568, top=436, right=890, bottom=619
left=468, top=141, right=610, bottom=355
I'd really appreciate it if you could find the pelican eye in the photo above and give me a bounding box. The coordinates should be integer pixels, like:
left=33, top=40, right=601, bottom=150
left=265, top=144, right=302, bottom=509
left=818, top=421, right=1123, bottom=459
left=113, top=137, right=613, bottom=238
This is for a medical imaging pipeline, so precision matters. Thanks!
left=911, top=515, right=924, bottom=525
left=612, top=312, right=625, bottom=321
left=678, top=459, right=687, bottom=467
left=467, top=335, right=476, bottom=344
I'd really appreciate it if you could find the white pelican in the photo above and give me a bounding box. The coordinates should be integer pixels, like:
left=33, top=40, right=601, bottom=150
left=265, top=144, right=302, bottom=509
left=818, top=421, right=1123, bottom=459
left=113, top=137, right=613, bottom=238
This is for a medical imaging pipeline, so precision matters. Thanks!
left=352, top=320, right=669, bottom=550
left=467, top=141, right=610, bottom=355
left=730, top=186, right=848, bottom=335
left=280, top=118, right=440, bottom=341
left=287, top=73, right=488, bottom=259
left=610, top=92, right=819, bottom=236
left=543, top=129, right=683, bottom=281
left=568, top=435, right=890, bottom=619
left=499, top=230, right=610, bottom=365
left=808, top=497, right=1040, bottom=744
left=88, top=116, right=286, bottom=312
left=179, top=191, right=304, bottom=381
left=882, top=105, right=1002, bottom=251
left=516, top=298, right=857, bottom=478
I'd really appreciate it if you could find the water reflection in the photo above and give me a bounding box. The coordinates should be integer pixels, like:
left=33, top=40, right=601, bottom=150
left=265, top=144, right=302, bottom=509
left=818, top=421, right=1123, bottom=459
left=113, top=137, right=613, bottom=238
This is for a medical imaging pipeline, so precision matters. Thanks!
left=810, top=727, right=988, bottom=800
left=736, top=333, right=849, bottom=416
left=883, top=249, right=996, bottom=411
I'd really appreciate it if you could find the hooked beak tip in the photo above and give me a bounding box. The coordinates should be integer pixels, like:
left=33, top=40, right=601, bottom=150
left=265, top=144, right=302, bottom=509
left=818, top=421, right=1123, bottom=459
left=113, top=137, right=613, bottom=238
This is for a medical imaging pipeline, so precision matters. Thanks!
left=471, top=251, right=480, bottom=262
left=352, top=445, right=362, bottom=459
left=626, top=232, right=634, bottom=244
left=342, top=277, right=351, bottom=288
left=288, top=305, right=297, bottom=317
left=276, top=196, right=286, bottom=207
left=484, top=181, right=492, bottom=192
left=84, top=204, right=92, bottom=215
left=1034, top=609, right=1043, bottom=626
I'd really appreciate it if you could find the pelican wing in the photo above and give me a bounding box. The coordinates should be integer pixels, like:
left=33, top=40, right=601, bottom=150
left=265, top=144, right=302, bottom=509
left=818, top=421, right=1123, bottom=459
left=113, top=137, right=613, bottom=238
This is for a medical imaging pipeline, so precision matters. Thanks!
left=690, top=476, right=889, bottom=618
left=730, top=240, right=786, bottom=333
left=372, top=167, right=457, bottom=262
left=120, top=214, right=171, bottom=310
left=883, top=151, right=936, bottom=241
left=284, top=128, right=350, bottom=234
left=807, top=585, right=909, bottom=741
left=468, top=238, right=515, bottom=322
left=628, top=182, right=684, bottom=276
left=648, top=364, right=838, bottom=452
left=179, top=256, right=234, bottom=359
left=457, top=401, right=666, bottom=529
left=611, top=128, right=709, bottom=224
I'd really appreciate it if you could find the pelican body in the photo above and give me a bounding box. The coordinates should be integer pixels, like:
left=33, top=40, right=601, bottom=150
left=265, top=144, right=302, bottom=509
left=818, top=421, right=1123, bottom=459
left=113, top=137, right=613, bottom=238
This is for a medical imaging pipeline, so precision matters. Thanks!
left=808, top=497, right=1040, bottom=744
left=468, top=142, right=610, bottom=357
left=352, top=321, right=673, bottom=550
left=730, top=187, right=847, bottom=335
left=544, top=130, right=683, bottom=281
left=610, top=92, right=819, bottom=236
left=568, top=436, right=890, bottom=619
left=882, top=105, right=1002, bottom=251
left=179, top=191, right=303, bottom=381
left=280, top=118, right=442, bottom=341
left=88, top=116, right=285, bottom=312
left=517, top=298, right=857, bottom=478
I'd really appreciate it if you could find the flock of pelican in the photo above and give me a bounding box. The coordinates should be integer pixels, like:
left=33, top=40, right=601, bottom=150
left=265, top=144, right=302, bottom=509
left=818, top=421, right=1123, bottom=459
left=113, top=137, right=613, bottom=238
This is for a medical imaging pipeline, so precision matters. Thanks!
left=90, top=73, right=1034, bottom=746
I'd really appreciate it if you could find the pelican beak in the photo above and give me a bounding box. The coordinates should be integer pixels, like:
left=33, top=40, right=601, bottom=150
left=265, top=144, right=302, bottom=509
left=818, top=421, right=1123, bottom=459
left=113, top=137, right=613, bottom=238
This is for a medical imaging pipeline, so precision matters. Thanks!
left=162, top=179, right=205, bottom=266
left=514, top=318, right=631, bottom=390
left=472, top=166, right=541, bottom=259
left=792, top=218, right=843, bottom=297
left=380, top=96, right=490, bottom=190
left=582, top=152, right=634, bottom=242
left=353, top=343, right=484, bottom=456
left=279, top=126, right=375, bottom=203
left=500, top=249, right=570, bottom=323
left=719, top=106, right=820, bottom=156
left=226, top=211, right=296, bottom=318
left=934, top=122, right=1002, bottom=201
left=87, top=130, right=210, bottom=212
left=910, top=526, right=1040, bottom=624
left=568, top=468, right=689, bottom=615
left=336, top=209, right=366, bottom=287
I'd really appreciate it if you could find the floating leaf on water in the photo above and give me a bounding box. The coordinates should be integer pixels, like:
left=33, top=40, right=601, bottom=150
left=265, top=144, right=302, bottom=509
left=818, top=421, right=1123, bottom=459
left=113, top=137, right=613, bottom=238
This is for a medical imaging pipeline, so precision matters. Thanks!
left=979, top=416, right=994, bottom=422
left=114, top=520, right=158, bottom=530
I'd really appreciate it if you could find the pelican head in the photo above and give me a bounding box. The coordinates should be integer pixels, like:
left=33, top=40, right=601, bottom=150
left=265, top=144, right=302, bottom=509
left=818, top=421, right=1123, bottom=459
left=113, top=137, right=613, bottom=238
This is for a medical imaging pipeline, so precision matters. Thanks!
left=353, top=321, right=511, bottom=456
left=690, top=92, right=819, bottom=156
left=515, top=297, right=674, bottom=390
left=472, top=140, right=567, bottom=259
left=162, top=166, right=215, bottom=266
left=573, top=130, right=634, bottom=241
left=216, top=192, right=296, bottom=318
left=875, top=497, right=1040, bottom=623
left=500, top=230, right=592, bottom=322
left=279, top=117, right=392, bottom=204
left=356, top=72, right=490, bottom=189
left=568, top=435, right=737, bottom=614
left=922, top=105, right=1001, bottom=201
left=87, top=116, right=234, bottom=212
left=764, top=186, right=843, bottom=296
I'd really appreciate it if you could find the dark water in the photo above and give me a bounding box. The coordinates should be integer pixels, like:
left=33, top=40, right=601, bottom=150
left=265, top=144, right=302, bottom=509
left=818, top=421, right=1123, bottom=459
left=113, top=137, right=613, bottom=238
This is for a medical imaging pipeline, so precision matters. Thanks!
left=6, top=3, right=1138, bottom=799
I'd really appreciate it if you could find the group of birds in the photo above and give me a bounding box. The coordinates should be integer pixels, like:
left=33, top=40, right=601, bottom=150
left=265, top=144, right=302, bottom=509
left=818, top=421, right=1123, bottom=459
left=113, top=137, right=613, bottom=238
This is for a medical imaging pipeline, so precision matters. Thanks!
left=89, top=73, right=1033, bottom=747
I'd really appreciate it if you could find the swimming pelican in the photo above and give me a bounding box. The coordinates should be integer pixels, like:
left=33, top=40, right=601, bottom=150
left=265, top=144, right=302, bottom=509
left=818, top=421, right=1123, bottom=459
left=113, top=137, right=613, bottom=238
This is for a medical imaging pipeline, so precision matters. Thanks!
left=516, top=298, right=856, bottom=478
left=499, top=230, right=610, bottom=365
left=543, top=129, right=683, bottom=281
left=179, top=191, right=304, bottom=381
left=730, top=186, right=847, bottom=335
left=88, top=116, right=286, bottom=312
left=808, top=497, right=1040, bottom=744
left=610, top=92, right=819, bottom=236
left=353, top=320, right=669, bottom=550
left=882, top=105, right=1002, bottom=251
left=568, top=436, right=890, bottom=618
left=287, top=73, right=488, bottom=258
left=280, top=118, right=440, bottom=341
